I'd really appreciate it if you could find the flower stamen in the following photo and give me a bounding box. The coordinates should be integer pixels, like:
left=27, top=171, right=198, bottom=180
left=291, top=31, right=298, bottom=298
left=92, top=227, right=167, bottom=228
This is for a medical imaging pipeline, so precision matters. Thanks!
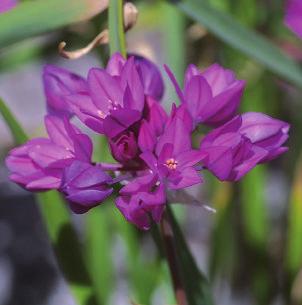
left=165, top=158, right=178, bottom=170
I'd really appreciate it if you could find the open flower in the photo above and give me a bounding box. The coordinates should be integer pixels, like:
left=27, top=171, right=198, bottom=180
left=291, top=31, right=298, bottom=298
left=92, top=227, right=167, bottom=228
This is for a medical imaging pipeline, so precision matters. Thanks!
left=200, top=114, right=290, bottom=181
left=285, top=0, right=302, bottom=38
left=68, top=56, right=145, bottom=138
left=61, top=160, right=113, bottom=214
left=116, top=114, right=204, bottom=228
left=166, top=63, right=245, bottom=128
left=140, top=116, right=205, bottom=190
left=6, top=116, right=92, bottom=190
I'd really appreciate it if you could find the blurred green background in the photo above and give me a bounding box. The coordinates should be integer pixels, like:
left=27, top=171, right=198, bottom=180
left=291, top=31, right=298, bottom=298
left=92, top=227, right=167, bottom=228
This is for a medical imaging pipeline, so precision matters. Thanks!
left=0, top=0, right=302, bottom=305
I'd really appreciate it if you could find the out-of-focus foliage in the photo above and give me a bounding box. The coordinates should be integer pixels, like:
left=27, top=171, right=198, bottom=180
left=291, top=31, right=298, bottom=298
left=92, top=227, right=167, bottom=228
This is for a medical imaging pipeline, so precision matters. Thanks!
left=0, top=99, right=98, bottom=305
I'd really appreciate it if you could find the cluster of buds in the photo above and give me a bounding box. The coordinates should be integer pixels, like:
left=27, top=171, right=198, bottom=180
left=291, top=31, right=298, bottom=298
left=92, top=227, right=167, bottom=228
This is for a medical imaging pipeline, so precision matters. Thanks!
left=6, top=53, right=289, bottom=229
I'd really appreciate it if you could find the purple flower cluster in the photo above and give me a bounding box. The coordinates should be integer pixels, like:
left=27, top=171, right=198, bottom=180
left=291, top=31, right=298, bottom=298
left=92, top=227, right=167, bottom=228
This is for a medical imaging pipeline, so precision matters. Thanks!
left=6, top=53, right=289, bottom=229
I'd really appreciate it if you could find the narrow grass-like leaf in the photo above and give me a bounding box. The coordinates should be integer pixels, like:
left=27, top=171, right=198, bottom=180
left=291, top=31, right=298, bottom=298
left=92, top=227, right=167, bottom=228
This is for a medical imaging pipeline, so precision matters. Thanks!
left=0, top=98, right=27, bottom=144
left=166, top=206, right=214, bottom=305
left=241, top=167, right=268, bottom=248
left=37, top=192, right=97, bottom=305
left=84, top=205, right=114, bottom=305
left=0, top=99, right=97, bottom=305
left=240, top=78, right=269, bottom=248
left=108, top=0, right=126, bottom=57
left=0, top=0, right=108, bottom=49
left=286, top=155, right=302, bottom=276
left=84, top=136, right=115, bottom=305
left=170, top=0, right=302, bottom=89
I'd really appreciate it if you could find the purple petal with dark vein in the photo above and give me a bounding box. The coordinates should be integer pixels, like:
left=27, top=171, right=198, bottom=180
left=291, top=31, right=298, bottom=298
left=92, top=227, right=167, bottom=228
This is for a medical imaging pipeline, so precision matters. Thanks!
left=103, top=108, right=141, bottom=138
left=240, top=112, right=290, bottom=143
left=44, top=115, right=73, bottom=150
left=28, top=144, right=73, bottom=167
left=156, top=117, right=191, bottom=156
left=66, top=189, right=113, bottom=205
left=140, top=151, right=158, bottom=172
left=138, top=120, right=157, bottom=152
left=88, top=68, right=123, bottom=111
left=202, top=146, right=234, bottom=181
left=177, top=150, right=206, bottom=169
left=26, top=176, right=62, bottom=190
left=231, top=146, right=267, bottom=181
left=120, top=57, right=144, bottom=111
left=184, top=75, right=212, bottom=120
left=184, top=64, right=200, bottom=86
left=106, top=52, right=126, bottom=76
left=168, top=167, right=203, bottom=190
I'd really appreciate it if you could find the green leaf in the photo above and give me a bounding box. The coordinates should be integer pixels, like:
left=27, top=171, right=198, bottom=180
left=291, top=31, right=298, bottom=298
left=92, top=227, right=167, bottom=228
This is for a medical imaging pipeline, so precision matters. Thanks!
left=241, top=164, right=268, bottom=248
left=0, top=99, right=97, bottom=305
left=0, top=98, right=27, bottom=144
left=166, top=207, right=214, bottom=305
left=0, top=0, right=106, bottom=49
left=160, top=2, right=186, bottom=106
left=113, top=208, right=160, bottom=304
left=286, top=155, right=302, bottom=276
left=84, top=205, right=115, bottom=305
left=170, top=0, right=302, bottom=89
left=108, top=0, right=126, bottom=57
left=37, top=192, right=97, bottom=305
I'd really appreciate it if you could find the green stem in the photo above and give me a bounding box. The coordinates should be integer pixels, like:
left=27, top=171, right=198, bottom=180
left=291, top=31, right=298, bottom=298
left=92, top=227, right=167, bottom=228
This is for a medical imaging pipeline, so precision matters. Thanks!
left=160, top=210, right=189, bottom=305
left=108, top=0, right=126, bottom=57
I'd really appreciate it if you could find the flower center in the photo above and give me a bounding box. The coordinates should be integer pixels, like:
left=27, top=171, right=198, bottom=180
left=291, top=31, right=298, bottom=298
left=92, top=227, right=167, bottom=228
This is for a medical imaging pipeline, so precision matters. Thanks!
left=165, top=158, right=178, bottom=170
left=97, top=100, right=120, bottom=119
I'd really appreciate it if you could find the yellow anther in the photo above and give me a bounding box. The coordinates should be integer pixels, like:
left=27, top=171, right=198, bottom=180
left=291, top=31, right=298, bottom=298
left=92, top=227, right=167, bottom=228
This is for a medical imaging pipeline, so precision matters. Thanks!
left=165, top=158, right=178, bottom=170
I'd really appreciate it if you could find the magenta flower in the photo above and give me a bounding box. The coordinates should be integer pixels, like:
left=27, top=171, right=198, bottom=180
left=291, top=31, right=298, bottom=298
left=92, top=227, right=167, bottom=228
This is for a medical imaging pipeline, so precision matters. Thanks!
left=107, top=53, right=164, bottom=101
left=200, top=113, right=289, bottom=181
left=69, top=56, right=145, bottom=138
left=285, top=0, right=302, bottom=38
left=116, top=174, right=165, bottom=230
left=116, top=114, right=204, bottom=229
left=0, top=0, right=17, bottom=13
left=6, top=116, right=92, bottom=190
left=165, top=63, right=245, bottom=127
left=43, top=65, right=88, bottom=117
left=139, top=116, right=204, bottom=190
left=61, top=161, right=113, bottom=214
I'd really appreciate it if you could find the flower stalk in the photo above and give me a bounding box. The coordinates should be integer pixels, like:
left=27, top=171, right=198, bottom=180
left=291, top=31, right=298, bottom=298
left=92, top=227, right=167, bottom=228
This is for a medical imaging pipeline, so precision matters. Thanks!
left=160, top=210, right=188, bottom=305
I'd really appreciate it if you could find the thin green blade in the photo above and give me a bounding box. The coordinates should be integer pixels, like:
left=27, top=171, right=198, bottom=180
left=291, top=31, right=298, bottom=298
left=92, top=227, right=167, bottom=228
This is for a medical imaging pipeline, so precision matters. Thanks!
left=167, top=207, right=214, bottom=305
left=170, top=0, right=302, bottom=89
left=108, top=0, right=126, bottom=57
left=0, top=0, right=107, bottom=49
